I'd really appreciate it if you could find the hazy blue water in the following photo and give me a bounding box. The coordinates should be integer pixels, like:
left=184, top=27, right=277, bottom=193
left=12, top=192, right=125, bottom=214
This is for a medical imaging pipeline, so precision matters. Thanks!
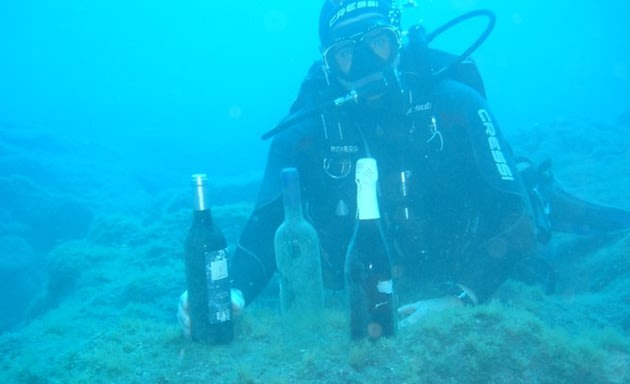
left=0, top=0, right=629, bottom=337
left=1, top=1, right=628, bottom=179
left=1, top=6, right=630, bottom=384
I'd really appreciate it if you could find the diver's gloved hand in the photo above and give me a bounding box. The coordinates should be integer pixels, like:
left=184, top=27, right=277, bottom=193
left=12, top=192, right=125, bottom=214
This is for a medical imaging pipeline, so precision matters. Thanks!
left=397, top=284, right=477, bottom=328
left=397, top=296, right=464, bottom=328
left=177, top=289, right=245, bottom=339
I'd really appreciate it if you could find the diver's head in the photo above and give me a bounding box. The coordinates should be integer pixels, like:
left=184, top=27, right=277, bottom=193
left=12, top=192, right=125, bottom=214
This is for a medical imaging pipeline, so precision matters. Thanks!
left=319, top=0, right=401, bottom=88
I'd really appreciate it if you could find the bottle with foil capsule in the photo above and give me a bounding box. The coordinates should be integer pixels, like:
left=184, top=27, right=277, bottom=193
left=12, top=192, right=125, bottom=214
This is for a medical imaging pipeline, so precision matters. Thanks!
left=185, top=174, right=233, bottom=344
left=274, top=168, right=325, bottom=332
left=345, top=158, right=396, bottom=340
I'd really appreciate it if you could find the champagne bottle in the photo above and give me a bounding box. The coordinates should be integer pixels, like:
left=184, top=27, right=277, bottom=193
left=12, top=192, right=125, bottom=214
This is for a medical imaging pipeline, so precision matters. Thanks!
left=345, top=158, right=396, bottom=340
left=185, top=174, right=233, bottom=344
left=274, top=168, right=325, bottom=332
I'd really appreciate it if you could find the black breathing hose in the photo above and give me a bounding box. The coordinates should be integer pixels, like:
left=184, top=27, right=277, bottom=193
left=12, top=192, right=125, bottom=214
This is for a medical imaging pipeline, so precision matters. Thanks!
left=427, top=9, right=496, bottom=79
left=261, top=8, right=496, bottom=141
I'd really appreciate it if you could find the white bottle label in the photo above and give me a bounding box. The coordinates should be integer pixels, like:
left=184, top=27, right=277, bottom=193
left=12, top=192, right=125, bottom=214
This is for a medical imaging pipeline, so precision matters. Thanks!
left=377, top=279, right=393, bottom=294
left=210, top=258, right=228, bottom=280
left=206, top=249, right=229, bottom=281
left=356, top=158, right=380, bottom=220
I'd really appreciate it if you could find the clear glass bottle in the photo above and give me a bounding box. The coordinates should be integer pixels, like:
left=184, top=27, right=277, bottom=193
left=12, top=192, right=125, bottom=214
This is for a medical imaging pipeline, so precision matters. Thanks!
left=345, top=158, right=396, bottom=340
left=185, top=174, right=233, bottom=344
left=274, top=168, right=325, bottom=332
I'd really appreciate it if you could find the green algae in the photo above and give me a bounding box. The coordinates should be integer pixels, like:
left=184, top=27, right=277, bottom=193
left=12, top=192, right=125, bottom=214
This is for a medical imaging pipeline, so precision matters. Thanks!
left=2, top=201, right=629, bottom=384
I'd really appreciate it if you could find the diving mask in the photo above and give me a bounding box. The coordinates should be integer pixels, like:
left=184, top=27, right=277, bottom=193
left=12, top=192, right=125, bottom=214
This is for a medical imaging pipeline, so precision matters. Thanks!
left=322, top=26, right=401, bottom=81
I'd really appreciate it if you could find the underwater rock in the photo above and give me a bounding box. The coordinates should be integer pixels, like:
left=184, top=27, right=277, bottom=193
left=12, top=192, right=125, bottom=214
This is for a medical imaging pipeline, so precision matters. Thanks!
left=27, top=197, right=94, bottom=250
left=0, top=235, right=35, bottom=272
left=0, top=175, right=94, bottom=251
left=0, top=235, right=44, bottom=333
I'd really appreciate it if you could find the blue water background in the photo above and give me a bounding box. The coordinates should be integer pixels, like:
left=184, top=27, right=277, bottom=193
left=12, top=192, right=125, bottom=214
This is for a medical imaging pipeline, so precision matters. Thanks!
left=1, top=1, right=628, bottom=181
left=0, top=0, right=629, bottom=347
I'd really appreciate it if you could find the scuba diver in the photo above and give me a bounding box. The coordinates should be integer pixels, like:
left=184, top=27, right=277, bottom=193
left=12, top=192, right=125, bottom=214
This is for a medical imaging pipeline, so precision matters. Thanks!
left=178, top=0, right=630, bottom=335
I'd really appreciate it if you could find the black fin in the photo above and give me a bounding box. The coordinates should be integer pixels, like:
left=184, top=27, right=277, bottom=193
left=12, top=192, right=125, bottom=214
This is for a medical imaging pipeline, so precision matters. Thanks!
left=547, top=185, right=630, bottom=236
left=524, top=158, right=630, bottom=236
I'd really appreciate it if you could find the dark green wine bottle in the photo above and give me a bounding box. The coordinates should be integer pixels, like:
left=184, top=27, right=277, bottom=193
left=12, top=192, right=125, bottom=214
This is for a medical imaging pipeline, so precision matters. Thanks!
left=274, top=168, right=324, bottom=333
left=185, top=174, right=233, bottom=344
left=345, top=158, right=396, bottom=340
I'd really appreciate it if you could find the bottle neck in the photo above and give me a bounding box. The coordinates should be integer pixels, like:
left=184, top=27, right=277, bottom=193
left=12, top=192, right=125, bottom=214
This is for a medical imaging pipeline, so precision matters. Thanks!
left=190, top=174, right=214, bottom=224
left=281, top=168, right=304, bottom=221
left=193, top=208, right=213, bottom=223
left=191, top=173, right=209, bottom=211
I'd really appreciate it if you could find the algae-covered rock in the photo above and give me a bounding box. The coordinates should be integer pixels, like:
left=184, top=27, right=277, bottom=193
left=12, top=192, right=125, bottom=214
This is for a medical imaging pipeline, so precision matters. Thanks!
left=0, top=235, right=44, bottom=333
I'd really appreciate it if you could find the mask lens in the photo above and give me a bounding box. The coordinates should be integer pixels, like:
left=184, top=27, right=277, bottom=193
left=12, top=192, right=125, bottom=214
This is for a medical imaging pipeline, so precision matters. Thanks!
left=327, top=41, right=355, bottom=75
left=363, top=28, right=397, bottom=61
left=323, top=27, right=399, bottom=76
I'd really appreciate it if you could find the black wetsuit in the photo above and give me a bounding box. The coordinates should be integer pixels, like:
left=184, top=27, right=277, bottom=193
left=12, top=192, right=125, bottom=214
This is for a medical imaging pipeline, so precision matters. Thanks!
left=231, top=62, right=538, bottom=306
